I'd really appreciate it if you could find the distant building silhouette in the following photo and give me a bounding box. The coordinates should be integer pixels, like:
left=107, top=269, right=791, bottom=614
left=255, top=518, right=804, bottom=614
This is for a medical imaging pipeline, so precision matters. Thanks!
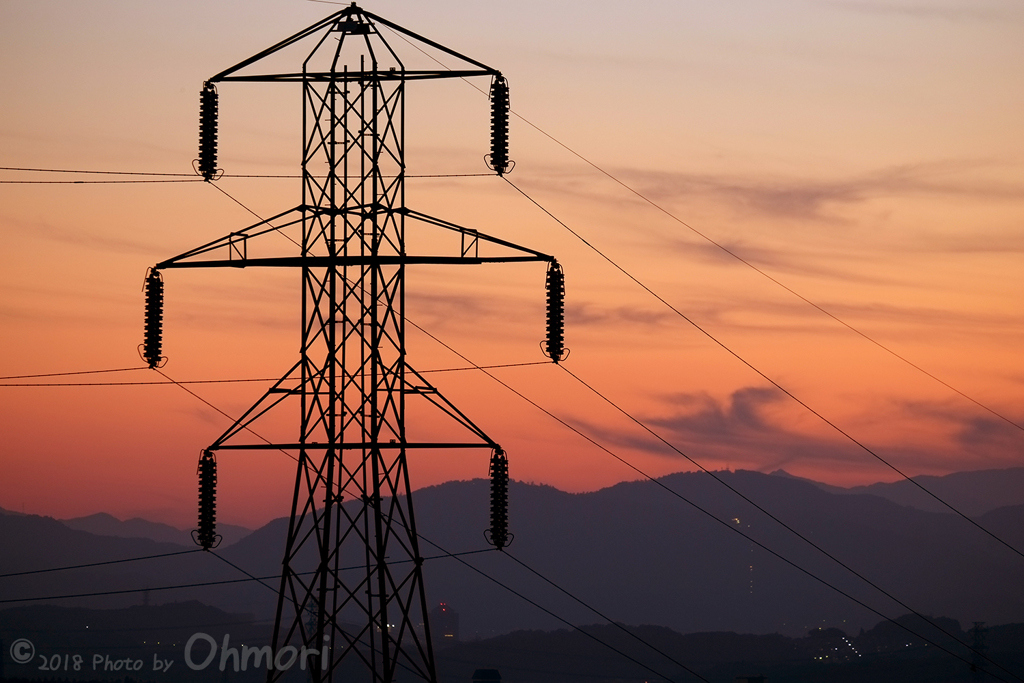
left=472, top=669, right=501, bottom=683
left=430, top=602, right=460, bottom=644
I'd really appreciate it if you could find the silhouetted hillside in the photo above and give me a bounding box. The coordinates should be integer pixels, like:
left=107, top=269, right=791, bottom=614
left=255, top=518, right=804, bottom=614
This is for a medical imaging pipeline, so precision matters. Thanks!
left=412, top=472, right=1024, bottom=636
left=60, top=512, right=252, bottom=548
left=0, top=513, right=244, bottom=611
left=3, top=470, right=1023, bottom=638
left=774, top=467, right=1024, bottom=515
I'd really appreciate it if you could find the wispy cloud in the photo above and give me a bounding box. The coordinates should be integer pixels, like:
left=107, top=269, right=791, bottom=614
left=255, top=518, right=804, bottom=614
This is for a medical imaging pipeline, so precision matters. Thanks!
left=570, top=386, right=853, bottom=472
left=566, top=302, right=674, bottom=328
left=618, top=160, right=1024, bottom=222
left=892, top=397, right=1024, bottom=455
left=515, top=158, right=1024, bottom=227
left=2, top=214, right=162, bottom=256
left=568, top=386, right=1024, bottom=478
left=827, top=1, right=1019, bottom=24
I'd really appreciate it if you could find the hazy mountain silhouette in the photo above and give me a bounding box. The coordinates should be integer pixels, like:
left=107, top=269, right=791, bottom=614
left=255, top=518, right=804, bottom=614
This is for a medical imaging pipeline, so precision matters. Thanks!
left=771, top=467, right=1024, bottom=515
left=3, top=470, right=1023, bottom=639
left=60, top=512, right=252, bottom=548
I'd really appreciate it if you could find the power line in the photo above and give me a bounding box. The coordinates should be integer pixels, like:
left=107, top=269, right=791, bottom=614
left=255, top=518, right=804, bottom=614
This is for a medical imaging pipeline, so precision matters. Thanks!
left=409, top=531, right=694, bottom=683
left=0, top=178, right=203, bottom=184
left=384, top=19, right=1024, bottom=563
left=0, top=549, right=202, bottom=579
left=554, top=365, right=1024, bottom=682
left=0, top=367, right=147, bottom=380
left=503, top=551, right=710, bottom=682
left=123, top=302, right=1010, bottom=678
left=0, top=377, right=278, bottom=387
left=0, top=547, right=493, bottom=605
left=407, top=321, right=1021, bottom=682
left=0, top=166, right=194, bottom=177
left=0, top=575, right=265, bottom=604
left=132, top=249, right=1011, bottom=677
left=505, top=177, right=1024, bottom=563
left=0, top=361, right=549, bottom=387
left=0, top=166, right=492, bottom=180
left=125, top=283, right=696, bottom=681
left=6, top=41, right=1007, bottom=671
left=205, top=181, right=302, bottom=249
left=503, top=119, right=1024, bottom=436
left=154, top=367, right=300, bottom=465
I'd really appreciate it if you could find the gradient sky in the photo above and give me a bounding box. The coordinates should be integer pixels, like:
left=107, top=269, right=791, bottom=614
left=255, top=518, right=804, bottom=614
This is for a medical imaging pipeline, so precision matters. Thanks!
left=1, top=0, right=1023, bottom=530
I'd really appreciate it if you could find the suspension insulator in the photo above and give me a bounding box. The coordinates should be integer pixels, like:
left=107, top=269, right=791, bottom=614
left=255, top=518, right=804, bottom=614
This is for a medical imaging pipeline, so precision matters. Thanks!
left=485, top=448, right=511, bottom=550
left=544, top=261, right=567, bottom=362
left=486, top=75, right=512, bottom=176
left=143, top=269, right=164, bottom=369
left=195, top=450, right=219, bottom=550
left=197, top=82, right=219, bottom=181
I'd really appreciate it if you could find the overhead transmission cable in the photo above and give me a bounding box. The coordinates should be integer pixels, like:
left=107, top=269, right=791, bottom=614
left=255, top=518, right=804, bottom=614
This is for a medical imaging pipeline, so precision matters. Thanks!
left=141, top=146, right=1016, bottom=679
left=121, top=270, right=1007, bottom=679
left=205, top=546, right=530, bottom=683
left=146, top=359, right=693, bottom=681
left=0, top=549, right=202, bottom=579
left=146, top=316, right=1017, bottom=681
left=14, top=53, right=1001, bottom=675
left=0, top=361, right=548, bottom=387
left=408, top=530, right=694, bottom=683
left=205, top=182, right=301, bottom=248
left=124, top=272, right=695, bottom=681
left=0, top=179, right=203, bottom=185
left=498, top=88, right=1024, bottom=437
left=201, top=180, right=999, bottom=671
left=505, top=177, right=1024, bottom=563
left=0, top=166, right=490, bottom=181
left=502, top=550, right=711, bottom=683
left=0, top=548, right=492, bottom=605
left=153, top=367, right=300, bottom=466
left=382, top=20, right=1024, bottom=556
left=0, top=367, right=147, bottom=380
left=406, top=319, right=1020, bottom=682
left=0, top=166, right=195, bottom=177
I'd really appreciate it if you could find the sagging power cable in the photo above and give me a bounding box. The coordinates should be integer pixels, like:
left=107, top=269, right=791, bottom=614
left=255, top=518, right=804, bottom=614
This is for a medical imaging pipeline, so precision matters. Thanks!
left=505, top=177, right=1024, bottom=564
left=407, top=320, right=1021, bottom=682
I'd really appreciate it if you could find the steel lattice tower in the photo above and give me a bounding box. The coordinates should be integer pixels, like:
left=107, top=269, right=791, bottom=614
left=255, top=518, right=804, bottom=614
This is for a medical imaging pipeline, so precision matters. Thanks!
left=145, top=5, right=558, bottom=683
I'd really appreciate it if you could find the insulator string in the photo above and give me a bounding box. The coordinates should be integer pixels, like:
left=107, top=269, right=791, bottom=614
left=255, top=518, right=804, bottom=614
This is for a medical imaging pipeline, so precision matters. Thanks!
left=195, top=449, right=219, bottom=550
left=486, top=74, right=513, bottom=175
left=197, top=82, right=220, bottom=181
left=142, top=269, right=164, bottom=369
left=486, top=448, right=511, bottom=550
left=544, top=261, right=567, bottom=362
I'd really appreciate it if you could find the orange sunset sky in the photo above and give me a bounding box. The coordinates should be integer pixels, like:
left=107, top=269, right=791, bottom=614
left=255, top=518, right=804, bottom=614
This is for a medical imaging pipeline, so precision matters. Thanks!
left=1, top=0, right=1023, bottom=530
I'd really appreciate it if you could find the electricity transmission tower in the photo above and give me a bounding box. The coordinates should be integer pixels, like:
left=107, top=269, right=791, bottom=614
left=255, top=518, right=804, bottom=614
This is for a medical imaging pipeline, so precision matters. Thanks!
left=142, top=5, right=564, bottom=683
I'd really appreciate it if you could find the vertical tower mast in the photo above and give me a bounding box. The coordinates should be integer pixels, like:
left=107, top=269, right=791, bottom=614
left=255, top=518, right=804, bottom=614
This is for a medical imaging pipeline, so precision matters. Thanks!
left=294, top=21, right=416, bottom=682
left=145, top=6, right=562, bottom=682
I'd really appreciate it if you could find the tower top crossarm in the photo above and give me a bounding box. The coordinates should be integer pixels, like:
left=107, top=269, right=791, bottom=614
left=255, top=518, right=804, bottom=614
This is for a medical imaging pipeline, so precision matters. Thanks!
left=208, top=3, right=500, bottom=83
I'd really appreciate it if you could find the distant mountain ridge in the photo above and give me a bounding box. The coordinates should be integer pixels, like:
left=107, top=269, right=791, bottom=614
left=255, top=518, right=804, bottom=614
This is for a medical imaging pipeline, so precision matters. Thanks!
left=60, top=511, right=252, bottom=548
left=2, top=468, right=1023, bottom=639
left=770, top=467, right=1024, bottom=515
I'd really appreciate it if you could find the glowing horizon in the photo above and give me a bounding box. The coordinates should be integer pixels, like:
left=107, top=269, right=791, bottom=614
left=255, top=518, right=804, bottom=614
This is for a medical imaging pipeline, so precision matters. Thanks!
left=2, top=0, right=1023, bottom=530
